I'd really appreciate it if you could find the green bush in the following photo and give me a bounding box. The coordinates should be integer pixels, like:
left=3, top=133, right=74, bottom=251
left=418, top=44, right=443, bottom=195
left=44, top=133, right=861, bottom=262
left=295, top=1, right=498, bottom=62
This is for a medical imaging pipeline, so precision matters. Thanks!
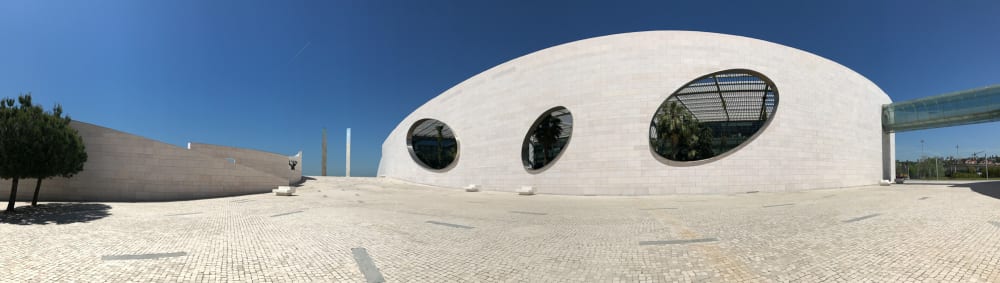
left=952, top=172, right=982, bottom=179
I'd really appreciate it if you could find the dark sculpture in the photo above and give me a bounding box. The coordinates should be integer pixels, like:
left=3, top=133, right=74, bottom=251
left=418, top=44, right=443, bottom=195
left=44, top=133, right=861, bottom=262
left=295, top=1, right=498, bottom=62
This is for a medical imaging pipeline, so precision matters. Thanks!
left=288, top=160, right=298, bottom=170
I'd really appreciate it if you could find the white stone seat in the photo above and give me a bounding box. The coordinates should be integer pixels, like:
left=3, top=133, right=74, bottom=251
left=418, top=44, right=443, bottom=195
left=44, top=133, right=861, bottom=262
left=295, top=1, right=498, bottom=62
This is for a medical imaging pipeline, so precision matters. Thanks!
left=517, top=186, right=535, bottom=195
left=273, top=186, right=295, bottom=196
left=465, top=184, right=480, bottom=192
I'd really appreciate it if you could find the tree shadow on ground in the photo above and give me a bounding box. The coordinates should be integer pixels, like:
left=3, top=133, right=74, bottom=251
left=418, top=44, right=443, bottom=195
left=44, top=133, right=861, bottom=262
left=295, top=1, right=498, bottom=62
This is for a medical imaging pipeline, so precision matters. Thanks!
left=292, top=176, right=316, bottom=187
left=0, top=203, right=111, bottom=225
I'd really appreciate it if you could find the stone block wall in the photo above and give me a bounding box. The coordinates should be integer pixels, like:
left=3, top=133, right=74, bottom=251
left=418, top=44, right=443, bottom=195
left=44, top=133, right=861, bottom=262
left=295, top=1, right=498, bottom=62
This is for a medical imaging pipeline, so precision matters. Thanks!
left=0, top=121, right=299, bottom=202
left=187, top=142, right=302, bottom=185
left=378, top=31, right=893, bottom=195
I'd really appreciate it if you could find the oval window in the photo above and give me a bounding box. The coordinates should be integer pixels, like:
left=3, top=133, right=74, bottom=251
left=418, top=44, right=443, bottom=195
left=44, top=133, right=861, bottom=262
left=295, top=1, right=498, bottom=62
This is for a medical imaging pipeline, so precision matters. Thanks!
left=522, top=107, right=573, bottom=171
left=650, top=70, right=778, bottom=163
left=407, top=119, right=459, bottom=171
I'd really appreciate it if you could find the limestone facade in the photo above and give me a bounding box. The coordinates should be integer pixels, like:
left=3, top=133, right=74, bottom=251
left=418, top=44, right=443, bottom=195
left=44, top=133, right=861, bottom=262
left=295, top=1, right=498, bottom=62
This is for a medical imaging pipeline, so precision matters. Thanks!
left=1, top=121, right=301, bottom=202
left=378, top=31, right=893, bottom=195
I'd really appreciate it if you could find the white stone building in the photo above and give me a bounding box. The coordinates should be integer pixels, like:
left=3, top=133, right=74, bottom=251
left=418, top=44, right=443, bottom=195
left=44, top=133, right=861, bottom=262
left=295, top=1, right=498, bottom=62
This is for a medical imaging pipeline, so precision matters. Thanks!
left=378, top=31, right=894, bottom=195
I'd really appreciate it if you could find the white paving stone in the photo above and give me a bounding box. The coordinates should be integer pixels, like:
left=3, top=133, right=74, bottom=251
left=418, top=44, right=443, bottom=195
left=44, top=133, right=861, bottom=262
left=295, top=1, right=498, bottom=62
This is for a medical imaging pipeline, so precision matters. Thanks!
left=1, top=177, right=1000, bottom=282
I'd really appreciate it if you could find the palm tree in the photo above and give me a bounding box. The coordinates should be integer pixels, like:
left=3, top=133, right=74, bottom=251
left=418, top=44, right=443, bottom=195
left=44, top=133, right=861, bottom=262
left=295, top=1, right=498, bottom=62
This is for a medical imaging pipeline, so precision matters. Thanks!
left=532, top=114, right=563, bottom=168
left=655, top=101, right=713, bottom=161
left=434, top=125, right=445, bottom=169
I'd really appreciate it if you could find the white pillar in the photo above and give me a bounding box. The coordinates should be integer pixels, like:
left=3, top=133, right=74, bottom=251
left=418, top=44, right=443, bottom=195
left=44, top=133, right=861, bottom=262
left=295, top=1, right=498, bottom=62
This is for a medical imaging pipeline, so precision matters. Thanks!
left=882, top=132, right=895, bottom=181
left=346, top=128, right=351, bottom=177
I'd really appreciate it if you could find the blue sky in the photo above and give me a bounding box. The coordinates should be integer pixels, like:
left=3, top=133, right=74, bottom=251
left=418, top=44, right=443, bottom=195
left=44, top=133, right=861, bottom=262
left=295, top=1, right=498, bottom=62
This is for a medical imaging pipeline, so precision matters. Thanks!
left=1, top=1, right=998, bottom=176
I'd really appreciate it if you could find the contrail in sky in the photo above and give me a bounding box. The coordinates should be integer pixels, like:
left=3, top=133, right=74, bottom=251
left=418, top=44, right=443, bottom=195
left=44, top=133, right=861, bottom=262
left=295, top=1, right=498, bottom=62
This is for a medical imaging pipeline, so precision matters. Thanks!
left=286, top=40, right=312, bottom=66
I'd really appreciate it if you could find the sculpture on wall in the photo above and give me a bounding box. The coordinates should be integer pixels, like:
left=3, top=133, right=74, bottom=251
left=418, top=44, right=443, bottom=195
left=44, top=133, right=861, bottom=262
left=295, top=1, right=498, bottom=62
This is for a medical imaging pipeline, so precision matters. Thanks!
left=288, top=160, right=298, bottom=170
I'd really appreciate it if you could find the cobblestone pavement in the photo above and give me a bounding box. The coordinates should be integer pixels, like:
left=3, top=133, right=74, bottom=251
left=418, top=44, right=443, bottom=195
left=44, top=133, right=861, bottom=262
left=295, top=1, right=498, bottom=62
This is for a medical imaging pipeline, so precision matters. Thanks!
left=4, top=177, right=1000, bottom=282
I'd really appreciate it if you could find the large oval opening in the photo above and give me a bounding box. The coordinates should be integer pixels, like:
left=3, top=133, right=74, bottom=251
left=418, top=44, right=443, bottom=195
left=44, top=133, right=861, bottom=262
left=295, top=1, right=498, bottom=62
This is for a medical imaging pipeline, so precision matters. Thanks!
left=407, top=119, right=459, bottom=171
left=650, top=69, right=778, bottom=164
left=522, top=107, right=574, bottom=172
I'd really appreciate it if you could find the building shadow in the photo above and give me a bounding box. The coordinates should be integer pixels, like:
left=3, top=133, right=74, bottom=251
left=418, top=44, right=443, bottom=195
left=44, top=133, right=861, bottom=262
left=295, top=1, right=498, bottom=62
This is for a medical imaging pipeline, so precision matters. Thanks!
left=963, top=181, right=1000, bottom=200
left=0, top=203, right=111, bottom=225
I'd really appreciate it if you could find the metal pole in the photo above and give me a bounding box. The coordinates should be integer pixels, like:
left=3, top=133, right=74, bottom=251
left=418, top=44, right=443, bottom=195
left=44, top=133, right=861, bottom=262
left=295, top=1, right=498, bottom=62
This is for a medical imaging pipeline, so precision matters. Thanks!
left=972, top=151, right=984, bottom=179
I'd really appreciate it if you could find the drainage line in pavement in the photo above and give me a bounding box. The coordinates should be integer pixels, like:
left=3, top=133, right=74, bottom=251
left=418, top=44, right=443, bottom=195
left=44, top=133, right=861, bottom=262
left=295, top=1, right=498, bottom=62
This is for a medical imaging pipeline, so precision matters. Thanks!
left=351, top=248, right=386, bottom=283
left=762, top=203, right=795, bottom=208
left=166, top=212, right=202, bottom=216
left=425, top=220, right=474, bottom=229
left=640, top=238, right=718, bottom=246
left=102, top=252, right=187, bottom=261
left=509, top=211, right=548, bottom=215
left=843, top=213, right=881, bottom=223
left=270, top=211, right=304, bottom=217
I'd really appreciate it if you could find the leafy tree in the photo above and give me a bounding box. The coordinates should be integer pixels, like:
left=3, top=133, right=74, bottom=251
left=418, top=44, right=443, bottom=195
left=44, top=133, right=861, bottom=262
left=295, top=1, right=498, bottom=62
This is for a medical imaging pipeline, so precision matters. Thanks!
left=531, top=114, right=564, bottom=168
left=0, top=94, right=86, bottom=212
left=435, top=125, right=445, bottom=168
left=1, top=95, right=44, bottom=213
left=30, top=104, right=87, bottom=206
left=654, top=101, right=714, bottom=161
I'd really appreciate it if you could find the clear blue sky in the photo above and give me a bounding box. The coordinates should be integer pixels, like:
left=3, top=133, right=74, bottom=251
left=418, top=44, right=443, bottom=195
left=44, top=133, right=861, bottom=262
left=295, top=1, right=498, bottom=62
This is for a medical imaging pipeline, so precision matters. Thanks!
left=2, top=1, right=998, bottom=176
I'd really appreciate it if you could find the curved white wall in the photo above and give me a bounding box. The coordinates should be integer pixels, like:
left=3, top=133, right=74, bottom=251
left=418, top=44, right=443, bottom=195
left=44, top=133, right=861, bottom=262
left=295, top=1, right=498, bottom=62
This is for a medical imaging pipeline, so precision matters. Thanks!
left=378, top=31, right=892, bottom=195
left=0, top=121, right=301, bottom=202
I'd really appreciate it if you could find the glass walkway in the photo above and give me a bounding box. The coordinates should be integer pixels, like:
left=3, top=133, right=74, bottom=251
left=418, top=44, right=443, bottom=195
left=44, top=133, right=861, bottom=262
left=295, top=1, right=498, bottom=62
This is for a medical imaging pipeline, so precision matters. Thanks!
left=883, top=85, right=1000, bottom=132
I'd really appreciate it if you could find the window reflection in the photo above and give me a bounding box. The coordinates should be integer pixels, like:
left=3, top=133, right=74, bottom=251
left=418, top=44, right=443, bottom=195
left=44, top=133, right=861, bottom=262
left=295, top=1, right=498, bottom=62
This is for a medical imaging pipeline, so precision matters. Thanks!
left=407, top=119, right=458, bottom=170
left=650, top=70, right=777, bottom=162
left=522, top=107, right=573, bottom=171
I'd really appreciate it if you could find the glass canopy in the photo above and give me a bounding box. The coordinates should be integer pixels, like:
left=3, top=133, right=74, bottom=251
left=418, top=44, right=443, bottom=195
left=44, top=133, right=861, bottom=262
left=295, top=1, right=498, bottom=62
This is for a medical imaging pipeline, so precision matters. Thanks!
left=650, top=70, right=778, bottom=162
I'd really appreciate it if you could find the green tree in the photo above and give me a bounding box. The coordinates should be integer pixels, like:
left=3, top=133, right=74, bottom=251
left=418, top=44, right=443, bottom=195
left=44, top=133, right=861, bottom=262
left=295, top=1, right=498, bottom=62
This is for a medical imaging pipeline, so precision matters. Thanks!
left=0, top=94, right=86, bottom=212
left=654, top=101, right=714, bottom=161
left=0, top=95, right=45, bottom=213
left=30, top=104, right=87, bottom=206
left=435, top=125, right=445, bottom=168
left=531, top=114, right=564, bottom=168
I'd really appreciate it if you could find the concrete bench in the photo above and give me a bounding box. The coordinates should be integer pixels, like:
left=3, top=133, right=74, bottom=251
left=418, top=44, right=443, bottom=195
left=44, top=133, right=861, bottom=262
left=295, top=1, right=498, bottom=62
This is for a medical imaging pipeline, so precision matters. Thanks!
left=517, top=186, right=535, bottom=195
left=465, top=184, right=480, bottom=192
left=273, top=186, right=296, bottom=196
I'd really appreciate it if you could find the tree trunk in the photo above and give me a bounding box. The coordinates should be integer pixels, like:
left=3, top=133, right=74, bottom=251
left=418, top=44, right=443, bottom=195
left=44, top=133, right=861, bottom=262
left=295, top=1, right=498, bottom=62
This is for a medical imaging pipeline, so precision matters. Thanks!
left=32, top=178, right=42, bottom=207
left=6, top=177, right=18, bottom=213
left=541, top=147, right=549, bottom=167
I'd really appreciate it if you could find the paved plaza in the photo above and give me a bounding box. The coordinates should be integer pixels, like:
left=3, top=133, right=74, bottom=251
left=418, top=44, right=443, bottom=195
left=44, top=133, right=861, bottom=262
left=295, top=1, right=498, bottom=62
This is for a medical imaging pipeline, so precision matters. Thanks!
left=4, top=177, right=1000, bottom=282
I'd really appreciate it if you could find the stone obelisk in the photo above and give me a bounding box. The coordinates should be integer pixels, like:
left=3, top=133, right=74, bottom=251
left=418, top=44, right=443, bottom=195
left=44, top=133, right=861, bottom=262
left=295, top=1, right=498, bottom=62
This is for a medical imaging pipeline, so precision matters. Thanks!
left=346, top=128, right=351, bottom=177
left=321, top=128, right=327, bottom=176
